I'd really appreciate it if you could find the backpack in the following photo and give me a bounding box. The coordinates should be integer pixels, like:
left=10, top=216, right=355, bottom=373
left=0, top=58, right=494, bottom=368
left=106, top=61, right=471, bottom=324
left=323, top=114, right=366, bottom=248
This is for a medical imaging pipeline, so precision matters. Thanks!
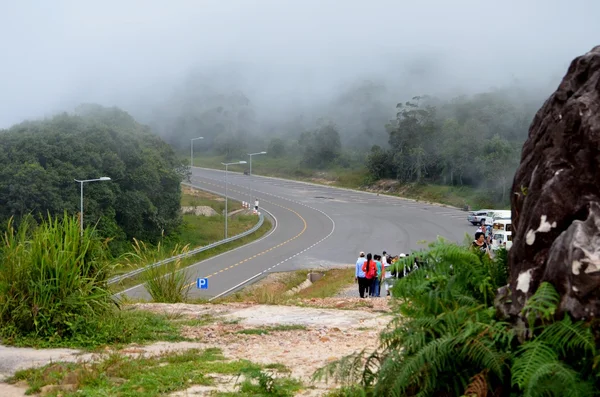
left=363, top=260, right=377, bottom=279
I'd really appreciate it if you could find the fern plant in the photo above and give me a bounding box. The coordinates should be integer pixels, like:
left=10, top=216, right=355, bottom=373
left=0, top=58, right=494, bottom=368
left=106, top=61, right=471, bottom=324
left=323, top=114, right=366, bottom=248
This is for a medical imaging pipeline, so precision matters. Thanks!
left=316, top=243, right=600, bottom=397
left=315, top=241, right=514, bottom=396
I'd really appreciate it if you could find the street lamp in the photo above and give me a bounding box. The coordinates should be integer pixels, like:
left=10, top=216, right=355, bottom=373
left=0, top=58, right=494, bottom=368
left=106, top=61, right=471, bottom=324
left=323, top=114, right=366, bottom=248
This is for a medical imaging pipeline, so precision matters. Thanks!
left=221, top=161, right=247, bottom=238
left=247, top=151, right=267, bottom=176
left=74, top=177, right=111, bottom=236
left=190, top=136, right=204, bottom=168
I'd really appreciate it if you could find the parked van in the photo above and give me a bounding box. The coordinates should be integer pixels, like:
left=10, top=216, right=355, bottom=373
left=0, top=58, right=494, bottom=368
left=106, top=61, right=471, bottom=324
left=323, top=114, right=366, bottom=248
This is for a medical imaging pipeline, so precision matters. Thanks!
left=485, top=210, right=511, bottom=226
left=491, top=219, right=512, bottom=250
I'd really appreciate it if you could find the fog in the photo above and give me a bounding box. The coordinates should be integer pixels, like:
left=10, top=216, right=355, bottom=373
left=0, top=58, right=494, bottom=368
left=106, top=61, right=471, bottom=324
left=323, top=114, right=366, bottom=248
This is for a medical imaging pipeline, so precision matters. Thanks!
left=1, top=0, right=599, bottom=130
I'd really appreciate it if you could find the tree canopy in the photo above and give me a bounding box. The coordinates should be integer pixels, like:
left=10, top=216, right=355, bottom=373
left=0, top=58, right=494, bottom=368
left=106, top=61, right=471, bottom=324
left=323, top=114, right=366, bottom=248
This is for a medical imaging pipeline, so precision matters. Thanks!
left=0, top=104, right=185, bottom=252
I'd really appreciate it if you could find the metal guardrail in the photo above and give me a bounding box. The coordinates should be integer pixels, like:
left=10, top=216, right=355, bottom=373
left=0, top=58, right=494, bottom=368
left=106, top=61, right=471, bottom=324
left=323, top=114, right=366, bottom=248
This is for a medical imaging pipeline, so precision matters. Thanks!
left=107, top=183, right=265, bottom=285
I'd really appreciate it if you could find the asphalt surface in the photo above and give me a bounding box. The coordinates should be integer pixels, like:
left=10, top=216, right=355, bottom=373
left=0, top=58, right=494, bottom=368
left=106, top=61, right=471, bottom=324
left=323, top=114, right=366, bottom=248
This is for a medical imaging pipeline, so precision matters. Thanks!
left=121, top=168, right=474, bottom=300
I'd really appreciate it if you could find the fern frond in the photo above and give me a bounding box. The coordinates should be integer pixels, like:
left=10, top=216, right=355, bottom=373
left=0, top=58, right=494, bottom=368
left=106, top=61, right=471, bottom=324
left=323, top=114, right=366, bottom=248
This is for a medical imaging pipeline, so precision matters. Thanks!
left=312, top=349, right=370, bottom=386
left=459, top=329, right=508, bottom=379
left=511, top=341, right=558, bottom=390
left=524, top=361, right=594, bottom=397
left=522, top=282, right=560, bottom=329
left=463, top=369, right=488, bottom=397
left=538, top=316, right=595, bottom=358
left=391, top=334, right=459, bottom=395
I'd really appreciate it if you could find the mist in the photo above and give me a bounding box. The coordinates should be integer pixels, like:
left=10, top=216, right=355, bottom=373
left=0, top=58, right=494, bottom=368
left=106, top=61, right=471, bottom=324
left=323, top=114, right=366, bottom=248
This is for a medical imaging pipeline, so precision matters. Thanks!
left=1, top=0, right=599, bottom=131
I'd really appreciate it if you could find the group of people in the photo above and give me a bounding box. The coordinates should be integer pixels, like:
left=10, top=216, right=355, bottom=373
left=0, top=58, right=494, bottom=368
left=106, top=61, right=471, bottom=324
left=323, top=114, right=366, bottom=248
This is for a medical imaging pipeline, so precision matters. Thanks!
left=354, top=251, right=419, bottom=298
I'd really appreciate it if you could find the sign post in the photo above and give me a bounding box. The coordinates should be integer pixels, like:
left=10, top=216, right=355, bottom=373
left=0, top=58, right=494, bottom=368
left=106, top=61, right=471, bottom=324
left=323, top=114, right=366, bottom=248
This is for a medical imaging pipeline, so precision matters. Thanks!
left=197, top=278, right=209, bottom=289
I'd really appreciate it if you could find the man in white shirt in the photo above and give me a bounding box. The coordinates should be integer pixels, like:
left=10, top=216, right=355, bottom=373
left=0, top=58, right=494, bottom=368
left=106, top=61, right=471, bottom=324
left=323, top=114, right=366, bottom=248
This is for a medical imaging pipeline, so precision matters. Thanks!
left=355, top=252, right=368, bottom=298
left=254, top=199, right=259, bottom=211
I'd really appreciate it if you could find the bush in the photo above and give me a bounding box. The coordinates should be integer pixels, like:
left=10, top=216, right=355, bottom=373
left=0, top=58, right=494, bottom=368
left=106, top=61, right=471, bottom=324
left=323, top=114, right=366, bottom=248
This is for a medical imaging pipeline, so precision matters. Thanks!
left=0, top=213, right=116, bottom=339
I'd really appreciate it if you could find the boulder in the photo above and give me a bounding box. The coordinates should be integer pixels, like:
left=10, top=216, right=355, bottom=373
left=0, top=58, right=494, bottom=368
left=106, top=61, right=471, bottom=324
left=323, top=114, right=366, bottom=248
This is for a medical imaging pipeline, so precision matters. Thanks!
left=497, top=45, right=600, bottom=320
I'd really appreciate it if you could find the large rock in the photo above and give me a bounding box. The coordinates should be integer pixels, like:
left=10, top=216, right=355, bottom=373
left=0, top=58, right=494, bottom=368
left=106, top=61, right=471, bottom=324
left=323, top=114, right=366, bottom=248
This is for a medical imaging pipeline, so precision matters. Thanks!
left=499, top=46, right=600, bottom=320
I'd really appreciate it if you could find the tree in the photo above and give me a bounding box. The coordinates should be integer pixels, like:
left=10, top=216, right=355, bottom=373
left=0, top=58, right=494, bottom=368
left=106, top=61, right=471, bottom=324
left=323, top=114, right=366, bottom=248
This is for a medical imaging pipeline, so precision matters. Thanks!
left=366, top=145, right=394, bottom=180
left=0, top=105, right=185, bottom=253
left=388, top=96, right=437, bottom=183
left=299, top=122, right=342, bottom=169
left=267, top=138, right=286, bottom=158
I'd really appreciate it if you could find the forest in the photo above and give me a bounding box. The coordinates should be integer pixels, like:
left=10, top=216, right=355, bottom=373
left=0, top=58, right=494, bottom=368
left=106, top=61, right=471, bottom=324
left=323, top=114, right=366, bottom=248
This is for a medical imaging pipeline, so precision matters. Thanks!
left=143, top=77, right=546, bottom=207
left=0, top=104, right=186, bottom=253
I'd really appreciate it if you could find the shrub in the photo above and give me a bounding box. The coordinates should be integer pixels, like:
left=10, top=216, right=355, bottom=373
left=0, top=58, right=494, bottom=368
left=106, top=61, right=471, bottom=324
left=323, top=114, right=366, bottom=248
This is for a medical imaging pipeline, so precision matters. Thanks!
left=128, top=239, right=191, bottom=303
left=0, top=213, right=115, bottom=339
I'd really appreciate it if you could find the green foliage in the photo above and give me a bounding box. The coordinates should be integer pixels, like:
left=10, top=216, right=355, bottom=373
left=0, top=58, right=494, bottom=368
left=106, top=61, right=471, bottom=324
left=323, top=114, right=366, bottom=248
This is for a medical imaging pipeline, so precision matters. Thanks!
left=0, top=213, right=116, bottom=340
left=235, top=367, right=303, bottom=396
left=10, top=348, right=269, bottom=395
left=268, top=137, right=286, bottom=157
left=299, top=122, right=342, bottom=169
left=0, top=104, right=185, bottom=253
left=316, top=242, right=600, bottom=397
left=129, top=239, right=191, bottom=303
left=364, top=90, right=535, bottom=206
left=522, top=281, right=561, bottom=329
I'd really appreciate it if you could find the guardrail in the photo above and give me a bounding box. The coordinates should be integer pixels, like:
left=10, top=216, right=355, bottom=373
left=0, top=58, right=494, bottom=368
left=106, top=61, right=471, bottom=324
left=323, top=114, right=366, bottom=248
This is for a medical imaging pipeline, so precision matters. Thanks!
left=107, top=184, right=265, bottom=285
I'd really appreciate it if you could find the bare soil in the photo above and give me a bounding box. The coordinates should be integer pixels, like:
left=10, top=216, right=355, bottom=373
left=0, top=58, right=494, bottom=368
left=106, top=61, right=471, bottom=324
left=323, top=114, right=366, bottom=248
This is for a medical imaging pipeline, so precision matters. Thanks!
left=0, top=300, right=392, bottom=396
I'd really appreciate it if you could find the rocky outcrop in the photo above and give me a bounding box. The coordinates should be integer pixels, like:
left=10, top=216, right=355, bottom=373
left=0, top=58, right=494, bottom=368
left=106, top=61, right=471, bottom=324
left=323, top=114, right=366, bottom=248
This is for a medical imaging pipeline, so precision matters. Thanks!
left=497, top=46, right=600, bottom=320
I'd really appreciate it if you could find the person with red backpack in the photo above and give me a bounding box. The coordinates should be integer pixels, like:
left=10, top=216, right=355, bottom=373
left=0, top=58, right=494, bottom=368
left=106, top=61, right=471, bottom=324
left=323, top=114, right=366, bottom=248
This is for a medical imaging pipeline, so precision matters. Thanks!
left=362, top=253, right=377, bottom=297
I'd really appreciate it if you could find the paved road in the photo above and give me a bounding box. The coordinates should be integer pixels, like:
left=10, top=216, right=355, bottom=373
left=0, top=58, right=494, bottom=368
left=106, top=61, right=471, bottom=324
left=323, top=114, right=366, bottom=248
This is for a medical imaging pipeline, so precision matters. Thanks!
left=122, top=168, right=474, bottom=300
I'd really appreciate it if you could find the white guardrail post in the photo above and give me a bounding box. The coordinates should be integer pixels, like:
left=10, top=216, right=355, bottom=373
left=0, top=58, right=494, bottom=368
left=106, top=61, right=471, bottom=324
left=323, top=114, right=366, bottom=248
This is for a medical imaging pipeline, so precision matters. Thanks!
left=107, top=183, right=265, bottom=285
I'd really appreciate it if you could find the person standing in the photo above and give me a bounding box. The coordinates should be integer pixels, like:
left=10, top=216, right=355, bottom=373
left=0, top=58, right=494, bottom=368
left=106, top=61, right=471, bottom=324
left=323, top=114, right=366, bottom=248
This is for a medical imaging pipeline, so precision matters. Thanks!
left=254, top=198, right=259, bottom=212
left=371, top=255, right=383, bottom=297
left=473, top=231, right=491, bottom=258
left=362, top=253, right=376, bottom=297
left=355, top=252, right=367, bottom=298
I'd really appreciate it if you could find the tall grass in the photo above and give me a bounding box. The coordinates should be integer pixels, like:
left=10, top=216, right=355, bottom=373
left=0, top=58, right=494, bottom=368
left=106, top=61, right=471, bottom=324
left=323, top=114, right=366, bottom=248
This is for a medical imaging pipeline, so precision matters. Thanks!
left=0, top=213, right=115, bottom=339
left=128, top=239, right=191, bottom=303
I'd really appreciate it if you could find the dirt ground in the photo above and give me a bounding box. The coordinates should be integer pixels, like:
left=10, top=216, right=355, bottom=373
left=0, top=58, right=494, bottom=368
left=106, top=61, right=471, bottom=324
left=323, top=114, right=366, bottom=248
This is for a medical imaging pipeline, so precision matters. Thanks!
left=0, top=299, right=393, bottom=396
left=135, top=301, right=391, bottom=395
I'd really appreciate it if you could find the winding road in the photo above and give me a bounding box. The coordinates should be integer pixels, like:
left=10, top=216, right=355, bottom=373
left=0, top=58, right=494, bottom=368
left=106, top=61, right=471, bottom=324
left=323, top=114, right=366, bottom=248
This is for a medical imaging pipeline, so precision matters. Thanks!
left=122, top=168, right=474, bottom=301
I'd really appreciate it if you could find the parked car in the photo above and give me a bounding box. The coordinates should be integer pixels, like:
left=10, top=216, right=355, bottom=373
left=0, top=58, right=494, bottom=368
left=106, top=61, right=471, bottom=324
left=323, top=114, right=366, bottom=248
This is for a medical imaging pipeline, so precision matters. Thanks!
left=467, top=209, right=493, bottom=225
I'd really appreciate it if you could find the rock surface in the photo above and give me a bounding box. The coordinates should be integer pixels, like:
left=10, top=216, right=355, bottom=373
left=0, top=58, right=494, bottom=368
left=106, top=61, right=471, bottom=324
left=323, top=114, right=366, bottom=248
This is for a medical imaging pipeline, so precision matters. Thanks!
left=181, top=206, right=218, bottom=216
left=499, top=45, right=600, bottom=319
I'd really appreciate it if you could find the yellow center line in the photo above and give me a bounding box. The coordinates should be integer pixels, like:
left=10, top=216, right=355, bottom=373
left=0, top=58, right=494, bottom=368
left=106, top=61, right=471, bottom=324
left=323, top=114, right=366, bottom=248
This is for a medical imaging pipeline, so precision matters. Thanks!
left=183, top=180, right=308, bottom=289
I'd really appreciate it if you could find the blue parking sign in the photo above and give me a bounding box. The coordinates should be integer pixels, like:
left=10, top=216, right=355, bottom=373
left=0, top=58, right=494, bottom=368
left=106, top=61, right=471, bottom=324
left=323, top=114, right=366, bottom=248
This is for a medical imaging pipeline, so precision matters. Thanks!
left=197, top=278, right=208, bottom=289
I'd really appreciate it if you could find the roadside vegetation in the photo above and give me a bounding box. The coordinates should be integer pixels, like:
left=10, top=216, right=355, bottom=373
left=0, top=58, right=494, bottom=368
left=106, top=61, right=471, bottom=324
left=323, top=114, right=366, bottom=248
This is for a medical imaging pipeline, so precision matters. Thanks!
left=0, top=204, right=270, bottom=347
left=109, top=186, right=271, bottom=295
left=0, top=213, right=184, bottom=349
left=314, top=239, right=600, bottom=396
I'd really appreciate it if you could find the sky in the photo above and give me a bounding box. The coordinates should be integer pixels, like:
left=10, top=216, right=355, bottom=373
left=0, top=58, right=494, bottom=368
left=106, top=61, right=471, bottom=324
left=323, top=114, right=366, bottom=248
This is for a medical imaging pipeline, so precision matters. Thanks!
left=1, top=0, right=599, bottom=128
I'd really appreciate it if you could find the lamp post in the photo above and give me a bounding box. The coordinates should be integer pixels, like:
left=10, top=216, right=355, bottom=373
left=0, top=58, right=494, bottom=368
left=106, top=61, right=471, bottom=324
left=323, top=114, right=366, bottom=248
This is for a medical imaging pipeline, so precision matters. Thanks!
left=74, top=177, right=111, bottom=236
left=221, top=161, right=247, bottom=238
left=247, top=151, right=267, bottom=176
left=190, top=136, right=204, bottom=168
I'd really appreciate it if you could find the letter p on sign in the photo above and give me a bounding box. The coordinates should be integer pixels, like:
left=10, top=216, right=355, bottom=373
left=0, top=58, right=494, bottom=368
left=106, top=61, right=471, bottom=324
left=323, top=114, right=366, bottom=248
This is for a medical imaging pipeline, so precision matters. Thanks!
left=197, top=278, right=208, bottom=289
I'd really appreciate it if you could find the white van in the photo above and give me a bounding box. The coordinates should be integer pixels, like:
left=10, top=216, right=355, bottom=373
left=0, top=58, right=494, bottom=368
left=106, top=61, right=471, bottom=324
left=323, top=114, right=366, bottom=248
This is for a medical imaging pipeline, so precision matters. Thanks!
left=491, top=219, right=512, bottom=250
left=485, top=210, right=511, bottom=226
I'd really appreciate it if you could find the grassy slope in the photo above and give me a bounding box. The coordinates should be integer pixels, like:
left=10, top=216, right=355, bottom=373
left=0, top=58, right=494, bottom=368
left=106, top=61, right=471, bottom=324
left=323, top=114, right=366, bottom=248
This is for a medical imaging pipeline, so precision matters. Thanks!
left=191, top=154, right=501, bottom=210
